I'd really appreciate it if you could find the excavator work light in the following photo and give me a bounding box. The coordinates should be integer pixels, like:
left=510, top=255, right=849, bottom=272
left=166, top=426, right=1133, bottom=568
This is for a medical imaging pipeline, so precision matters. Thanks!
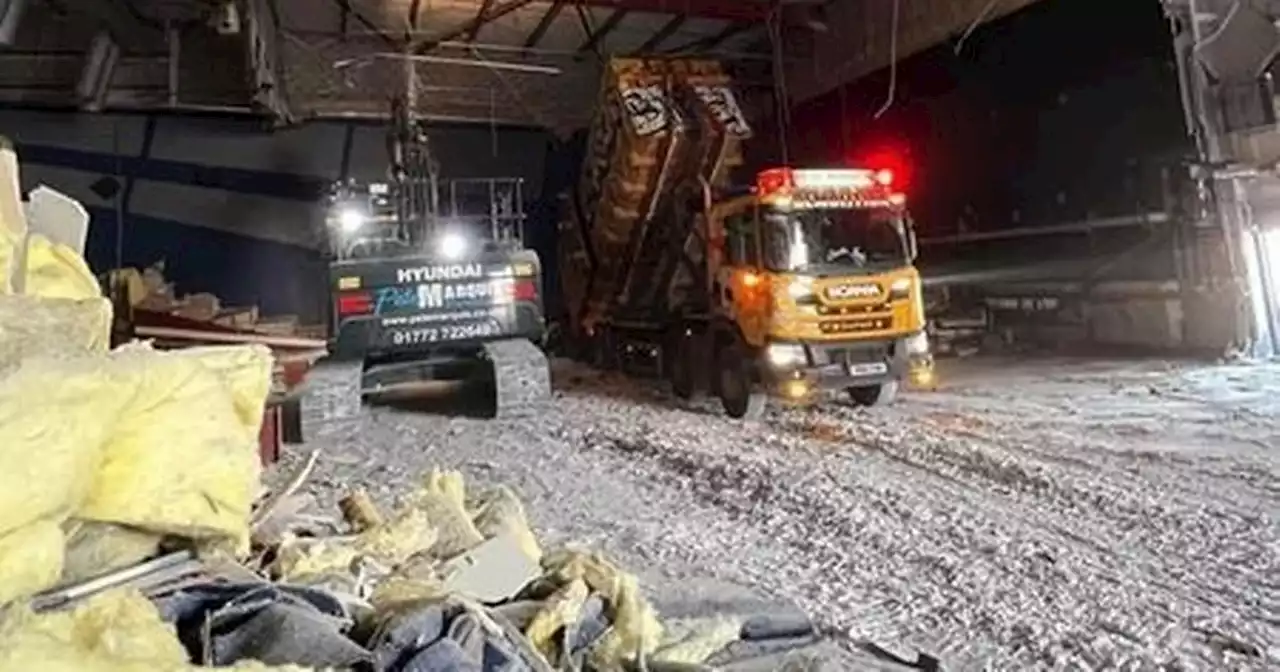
left=438, top=231, right=468, bottom=260
left=337, top=207, right=365, bottom=234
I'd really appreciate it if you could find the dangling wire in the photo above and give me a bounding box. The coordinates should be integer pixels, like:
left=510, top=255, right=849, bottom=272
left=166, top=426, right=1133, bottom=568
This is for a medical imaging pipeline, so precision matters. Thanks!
left=873, top=0, right=900, bottom=119
left=954, top=0, right=1002, bottom=55
left=767, top=2, right=792, bottom=164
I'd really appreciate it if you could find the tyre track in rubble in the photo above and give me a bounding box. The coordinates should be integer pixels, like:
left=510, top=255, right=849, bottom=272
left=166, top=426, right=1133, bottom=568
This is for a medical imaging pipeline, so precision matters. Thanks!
left=917, top=369, right=1280, bottom=500
left=807, top=404, right=1280, bottom=669
left=581, top=396, right=1279, bottom=671
left=883, top=395, right=1280, bottom=618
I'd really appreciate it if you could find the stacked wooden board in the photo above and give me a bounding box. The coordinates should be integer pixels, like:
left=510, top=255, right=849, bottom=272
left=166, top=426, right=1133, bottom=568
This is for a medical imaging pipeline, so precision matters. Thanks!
left=105, top=262, right=322, bottom=338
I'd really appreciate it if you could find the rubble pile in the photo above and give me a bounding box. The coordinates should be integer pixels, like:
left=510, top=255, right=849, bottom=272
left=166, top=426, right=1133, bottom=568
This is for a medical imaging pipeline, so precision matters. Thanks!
left=0, top=139, right=782, bottom=671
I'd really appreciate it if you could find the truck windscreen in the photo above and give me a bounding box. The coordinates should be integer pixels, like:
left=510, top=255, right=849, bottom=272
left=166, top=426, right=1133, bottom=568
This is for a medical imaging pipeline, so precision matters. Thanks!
left=761, top=208, right=908, bottom=273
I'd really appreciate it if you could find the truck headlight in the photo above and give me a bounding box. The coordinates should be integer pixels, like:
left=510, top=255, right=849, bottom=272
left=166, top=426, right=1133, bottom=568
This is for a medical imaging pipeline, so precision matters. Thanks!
left=903, top=331, right=929, bottom=355
left=766, top=343, right=807, bottom=368
left=787, top=277, right=813, bottom=298
left=889, top=277, right=912, bottom=301
left=786, top=277, right=816, bottom=304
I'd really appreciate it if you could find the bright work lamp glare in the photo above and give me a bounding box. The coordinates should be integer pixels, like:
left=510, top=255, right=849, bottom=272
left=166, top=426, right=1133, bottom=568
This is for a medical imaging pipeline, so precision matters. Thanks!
left=337, top=208, right=364, bottom=233
left=439, top=232, right=467, bottom=259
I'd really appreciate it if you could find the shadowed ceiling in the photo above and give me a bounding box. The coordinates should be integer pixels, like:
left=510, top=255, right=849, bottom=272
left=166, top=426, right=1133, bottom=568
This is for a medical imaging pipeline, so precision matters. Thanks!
left=0, top=0, right=1043, bottom=130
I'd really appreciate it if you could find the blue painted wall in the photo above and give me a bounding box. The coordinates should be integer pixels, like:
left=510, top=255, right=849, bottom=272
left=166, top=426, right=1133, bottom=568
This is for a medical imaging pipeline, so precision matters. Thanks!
left=0, top=108, right=553, bottom=323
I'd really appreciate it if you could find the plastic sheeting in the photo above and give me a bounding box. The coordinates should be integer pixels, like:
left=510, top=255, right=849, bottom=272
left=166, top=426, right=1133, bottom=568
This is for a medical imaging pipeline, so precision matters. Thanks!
left=0, top=589, right=314, bottom=672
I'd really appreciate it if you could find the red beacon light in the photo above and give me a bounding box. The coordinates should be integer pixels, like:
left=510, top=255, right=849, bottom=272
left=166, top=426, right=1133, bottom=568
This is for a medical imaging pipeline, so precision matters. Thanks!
left=755, top=167, right=795, bottom=197
left=755, top=166, right=904, bottom=204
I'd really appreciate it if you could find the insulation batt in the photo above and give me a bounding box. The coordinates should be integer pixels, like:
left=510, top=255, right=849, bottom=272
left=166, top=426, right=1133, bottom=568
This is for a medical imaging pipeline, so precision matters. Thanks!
left=22, top=233, right=100, bottom=300
left=0, top=294, right=111, bottom=374
left=0, top=519, right=64, bottom=606
left=0, top=344, right=275, bottom=601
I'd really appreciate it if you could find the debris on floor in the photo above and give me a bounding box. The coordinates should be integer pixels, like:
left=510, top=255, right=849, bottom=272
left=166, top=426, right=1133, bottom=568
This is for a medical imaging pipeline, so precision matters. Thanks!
left=0, top=139, right=807, bottom=671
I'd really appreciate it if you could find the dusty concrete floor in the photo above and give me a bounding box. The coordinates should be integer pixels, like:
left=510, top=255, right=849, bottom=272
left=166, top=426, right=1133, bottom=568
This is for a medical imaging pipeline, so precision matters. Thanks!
left=278, top=355, right=1280, bottom=671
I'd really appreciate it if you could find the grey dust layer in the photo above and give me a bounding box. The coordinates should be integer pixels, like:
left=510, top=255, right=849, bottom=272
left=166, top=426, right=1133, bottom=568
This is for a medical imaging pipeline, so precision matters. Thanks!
left=276, top=356, right=1280, bottom=671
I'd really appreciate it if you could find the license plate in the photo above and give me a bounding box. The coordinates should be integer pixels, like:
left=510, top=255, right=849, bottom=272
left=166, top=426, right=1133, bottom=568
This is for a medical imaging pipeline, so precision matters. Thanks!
left=848, top=362, right=888, bottom=377
left=388, top=322, right=500, bottom=346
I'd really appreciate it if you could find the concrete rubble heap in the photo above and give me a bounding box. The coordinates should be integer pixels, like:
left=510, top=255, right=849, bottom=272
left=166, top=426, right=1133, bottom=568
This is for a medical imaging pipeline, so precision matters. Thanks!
left=0, top=139, right=787, bottom=671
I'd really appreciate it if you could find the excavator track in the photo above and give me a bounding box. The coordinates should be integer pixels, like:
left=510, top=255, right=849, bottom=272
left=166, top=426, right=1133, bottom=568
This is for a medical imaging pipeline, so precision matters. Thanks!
left=484, top=338, right=552, bottom=420
left=298, top=360, right=365, bottom=440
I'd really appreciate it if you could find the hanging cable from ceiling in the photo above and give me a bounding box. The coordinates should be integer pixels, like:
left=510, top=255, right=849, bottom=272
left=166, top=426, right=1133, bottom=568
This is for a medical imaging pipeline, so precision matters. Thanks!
left=873, top=0, right=900, bottom=119
left=954, top=0, right=1003, bottom=55
left=465, top=43, right=558, bottom=130
left=767, top=0, right=791, bottom=164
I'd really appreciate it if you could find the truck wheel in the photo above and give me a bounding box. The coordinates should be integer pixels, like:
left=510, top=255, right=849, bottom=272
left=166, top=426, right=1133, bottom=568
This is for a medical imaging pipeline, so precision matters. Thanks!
left=847, top=380, right=900, bottom=407
left=591, top=328, right=617, bottom=371
left=669, top=333, right=700, bottom=400
left=717, top=344, right=766, bottom=419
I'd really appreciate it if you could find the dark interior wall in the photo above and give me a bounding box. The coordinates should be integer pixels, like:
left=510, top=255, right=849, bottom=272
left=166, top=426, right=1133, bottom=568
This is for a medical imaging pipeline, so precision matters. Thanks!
left=788, top=0, right=1191, bottom=237
left=0, top=107, right=552, bottom=322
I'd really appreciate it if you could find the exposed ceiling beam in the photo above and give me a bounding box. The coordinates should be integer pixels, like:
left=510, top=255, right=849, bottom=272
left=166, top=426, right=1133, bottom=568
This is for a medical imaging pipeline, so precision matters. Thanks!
left=407, top=0, right=424, bottom=36
left=326, top=0, right=399, bottom=49
left=665, top=20, right=752, bottom=53
left=569, top=0, right=771, bottom=23
left=71, top=0, right=154, bottom=40
left=245, top=0, right=292, bottom=121
left=414, top=0, right=538, bottom=54
left=577, top=8, right=628, bottom=56
left=465, top=0, right=497, bottom=41
left=523, top=0, right=565, bottom=54
left=631, top=14, right=685, bottom=54
left=40, top=0, right=69, bottom=18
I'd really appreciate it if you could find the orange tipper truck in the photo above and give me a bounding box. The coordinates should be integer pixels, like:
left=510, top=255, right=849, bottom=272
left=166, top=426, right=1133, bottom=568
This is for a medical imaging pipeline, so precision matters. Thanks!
left=558, top=58, right=933, bottom=418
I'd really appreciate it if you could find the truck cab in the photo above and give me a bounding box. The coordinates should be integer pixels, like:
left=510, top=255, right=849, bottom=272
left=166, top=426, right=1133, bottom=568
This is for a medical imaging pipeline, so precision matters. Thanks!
left=679, top=166, right=933, bottom=417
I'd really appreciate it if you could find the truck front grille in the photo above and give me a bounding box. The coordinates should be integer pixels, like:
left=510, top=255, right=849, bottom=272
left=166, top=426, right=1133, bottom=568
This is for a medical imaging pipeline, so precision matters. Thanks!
left=813, top=343, right=892, bottom=366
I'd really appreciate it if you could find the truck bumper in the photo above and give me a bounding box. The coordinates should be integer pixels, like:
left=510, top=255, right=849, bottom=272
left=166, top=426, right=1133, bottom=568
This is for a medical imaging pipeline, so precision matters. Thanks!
left=760, top=333, right=933, bottom=399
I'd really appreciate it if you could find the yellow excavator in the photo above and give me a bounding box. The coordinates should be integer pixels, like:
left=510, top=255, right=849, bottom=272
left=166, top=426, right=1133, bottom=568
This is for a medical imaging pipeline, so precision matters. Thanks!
left=559, top=58, right=932, bottom=418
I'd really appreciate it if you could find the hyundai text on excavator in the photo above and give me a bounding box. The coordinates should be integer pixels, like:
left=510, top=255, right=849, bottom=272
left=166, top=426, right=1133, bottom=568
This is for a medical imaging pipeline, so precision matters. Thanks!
left=559, top=58, right=932, bottom=419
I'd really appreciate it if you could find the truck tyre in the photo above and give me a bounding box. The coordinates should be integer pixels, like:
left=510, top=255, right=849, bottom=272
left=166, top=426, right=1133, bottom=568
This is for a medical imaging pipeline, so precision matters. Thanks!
left=669, top=332, right=700, bottom=400
left=717, top=343, right=766, bottom=420
left=591, top=328, right=617, bottom=371
left=847, top=380, right=900, bottom=407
